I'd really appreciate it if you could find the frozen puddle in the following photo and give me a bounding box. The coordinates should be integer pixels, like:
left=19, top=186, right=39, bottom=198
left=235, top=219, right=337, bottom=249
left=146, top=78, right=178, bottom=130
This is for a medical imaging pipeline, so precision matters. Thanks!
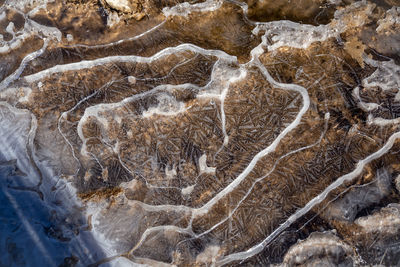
left=1, top=0, right=400, bottom=266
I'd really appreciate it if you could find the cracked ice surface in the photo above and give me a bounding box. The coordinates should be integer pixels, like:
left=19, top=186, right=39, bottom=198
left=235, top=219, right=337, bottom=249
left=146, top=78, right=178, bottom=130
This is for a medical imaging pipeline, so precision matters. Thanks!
left=1, top=0, right=400, bottom=266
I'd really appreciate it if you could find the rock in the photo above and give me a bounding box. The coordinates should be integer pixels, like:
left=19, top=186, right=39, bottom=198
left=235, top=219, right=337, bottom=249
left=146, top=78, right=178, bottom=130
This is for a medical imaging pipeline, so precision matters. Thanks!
left=104, top=0, right=147, bottom=20
left=105, top=0, right=134, bottom=13
left=105, top=0, right=143, bottom=14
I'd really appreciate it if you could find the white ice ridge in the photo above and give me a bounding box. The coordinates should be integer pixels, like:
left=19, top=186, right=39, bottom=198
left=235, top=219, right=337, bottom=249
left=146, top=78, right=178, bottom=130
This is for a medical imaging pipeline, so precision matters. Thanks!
left=217, top=130, right=400, bottom=266
left=363, top=57, right=400, bottom=99
left=0, top=8, right=61, bottom=55
left=252, top=0, right=374, bottom=51
left=162, top=0, right=223, bottom=18
left=0, top=39, right=48, bottom=91
left=24, top=43, right=236, bottom=83
left=128, top=225, right=193, bottom=253
left=367, top=115, right=400, bottom=127
left=357, top=57, right=400, bottom=126
left=252, top=21, right=334, bottom=51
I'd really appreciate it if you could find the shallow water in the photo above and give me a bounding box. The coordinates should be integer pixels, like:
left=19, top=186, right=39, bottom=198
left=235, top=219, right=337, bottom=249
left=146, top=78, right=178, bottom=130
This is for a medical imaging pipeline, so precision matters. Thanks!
left=1, top=0, right=400, bottom=266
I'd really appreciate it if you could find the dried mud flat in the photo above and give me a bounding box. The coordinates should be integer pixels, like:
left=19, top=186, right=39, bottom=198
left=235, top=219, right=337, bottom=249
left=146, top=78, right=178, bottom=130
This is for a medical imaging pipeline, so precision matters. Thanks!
left=1, top=0, right=400, bottom=266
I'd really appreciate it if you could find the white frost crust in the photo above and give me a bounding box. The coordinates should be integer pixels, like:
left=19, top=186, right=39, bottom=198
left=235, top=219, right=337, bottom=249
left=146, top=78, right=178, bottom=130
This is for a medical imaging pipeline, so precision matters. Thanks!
left=356, top=204, right=400, bottom=234
left=0, top=7, right=61, bottom=55
left=363, top=57, right=400, bottom=95
left=18, top=87, right=33, bottom=103
left=253, top=21, right=334, bottom=51
left=5, top=0, right=55, bottom=12
left=162, top=0, right=223, bottom=18
left=0, top=30, right=30, bottom=54
left=376, top=6, right=400, bottom=34
left=6, top=22, right=16, bottom=35
left=359, top=57, right=400, bottom=126
left=127, top=76, right=136, bottom=84
left=28, top=19, right=62, bottom=41
left=105, top=0, right=133, bottom=13
left=0, top=86, right=32, bottom=103
left=142, top=94, right=186, bottom=118
left=253, top=0, right=375, bottom=51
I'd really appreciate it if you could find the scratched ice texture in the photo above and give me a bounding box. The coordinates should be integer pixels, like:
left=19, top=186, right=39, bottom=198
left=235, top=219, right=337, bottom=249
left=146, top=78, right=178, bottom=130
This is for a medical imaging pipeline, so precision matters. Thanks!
left=1, top=0, right=400, bottom=266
